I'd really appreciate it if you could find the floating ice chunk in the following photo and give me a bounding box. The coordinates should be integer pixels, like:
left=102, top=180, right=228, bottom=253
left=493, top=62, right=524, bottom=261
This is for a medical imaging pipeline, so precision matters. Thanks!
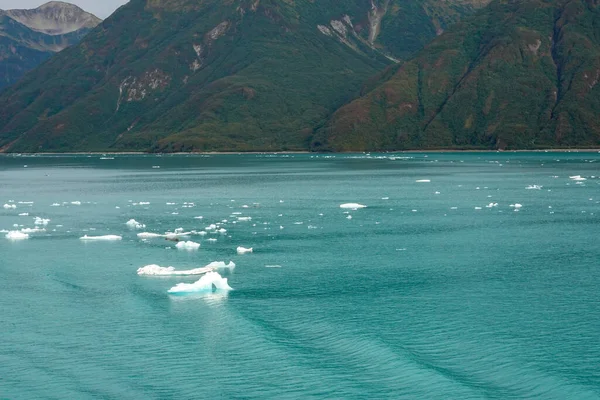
left=265, top=265, right=282, bottom=268
left=168, top=271, right=232, bottom=294
left=474, top=207, right=482, bottom=210
left=237, top=246, right=253, bottom=254
left=126, top=219, right=146, bottom=229
left=570, top=175, right=587, bottom=181
left=509, top=204, right=523, bottom=209
left=34, top=217, right=50, bottom=225
left=346, top=215, right=353, bottom=220
left=218, top=228, right=227, bottom=234
left=3, top=204, right=16, bottom=209
left=194, top=216, right=204, bottom=220
left=165, top=231, right=191, bottom=239
left=71, top=201, right=81, bottom=205
left=415, top=180, right=431, bottom=183
left=237, top=217, right=252, bottom=222
left=435, top=191, right=441, bottom=195
left=137, top=263, right=222, bottom=276
left=176, top=241, right=201, bottom=251
left=381, top=197, right=390, bottom=200
left=79, top=235, right=122, bottom=241
left=20, top=227, right=45, bottom=233
left=196, top=231, right=208, bottom=236
left=18, top=201, right=33, bottom=204
left=340, top=203, right=367, bottom=210
left=137, top=232, right=164, bottom=239
left=18, top=213, right=29, bottom=216
left=486, top=203, right=499, bottom=208
left=6, top=231, right=29, bottom=240
left=51, top=203, right=61, bottom=207
left=526, top=185, right=543, bottom=190
left=138, top=202, right=150, bottom=205
left=207, top=238, right=217, bottom=242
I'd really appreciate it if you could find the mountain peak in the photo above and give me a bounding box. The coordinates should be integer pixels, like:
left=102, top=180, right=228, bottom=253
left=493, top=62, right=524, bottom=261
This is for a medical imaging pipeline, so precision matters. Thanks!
left=2, top=1, right=102, bottom=35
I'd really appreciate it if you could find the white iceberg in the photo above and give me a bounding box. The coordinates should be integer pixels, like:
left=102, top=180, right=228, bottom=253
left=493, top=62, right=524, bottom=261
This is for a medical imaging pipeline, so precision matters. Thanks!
left=125, top=219, right=146, bottom=229
left=339, top=203, right=367, bottom=210
left=237, top=246, right=253, bottom=255
left=34, top=217, right=50, bottom=226
left=168, top=271, right=233, bottom=294
left=20, top=227, right=45, bottom=234
left=141, top=261, right=235, bottom=276
left=79, top=235, right=122, bottom=241
left=137, top=232, right=164, bottom=239
left=176, top=241, right=201, bottom=250
left=6, top=231, right=29, bottom=240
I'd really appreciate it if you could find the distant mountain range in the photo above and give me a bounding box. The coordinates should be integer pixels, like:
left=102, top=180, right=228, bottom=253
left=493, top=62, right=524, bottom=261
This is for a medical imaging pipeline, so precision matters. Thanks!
left=0, top=0, right=598, bottom=153
left=0, top=1, right=101, bottom=90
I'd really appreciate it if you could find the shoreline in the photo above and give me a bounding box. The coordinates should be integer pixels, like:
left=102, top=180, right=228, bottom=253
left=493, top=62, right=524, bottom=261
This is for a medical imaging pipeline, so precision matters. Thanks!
left=1, top=149, right=599, bottom=156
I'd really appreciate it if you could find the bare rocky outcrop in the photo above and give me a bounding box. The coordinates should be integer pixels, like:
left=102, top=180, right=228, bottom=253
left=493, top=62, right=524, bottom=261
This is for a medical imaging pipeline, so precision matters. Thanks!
left=2, top=1, right=101, bottom=35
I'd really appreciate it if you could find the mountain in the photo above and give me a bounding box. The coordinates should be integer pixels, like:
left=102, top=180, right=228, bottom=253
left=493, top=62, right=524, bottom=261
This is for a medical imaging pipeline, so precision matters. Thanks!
left=317, top=0, right=600, bottom=151
left=0, top=2, right=102, bottom=90
left=0, top=0, right=484, bottom=153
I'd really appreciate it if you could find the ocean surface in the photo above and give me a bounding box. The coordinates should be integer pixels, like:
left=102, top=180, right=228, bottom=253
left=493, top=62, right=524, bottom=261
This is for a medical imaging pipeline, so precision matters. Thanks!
left=1, top=152, right=599, bottom=399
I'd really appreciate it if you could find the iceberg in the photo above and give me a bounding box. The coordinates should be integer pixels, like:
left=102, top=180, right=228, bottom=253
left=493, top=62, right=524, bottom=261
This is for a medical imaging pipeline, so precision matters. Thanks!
left=137, top=232, right=164, bottom=239
left=176, top=241, right=201, bottom=250
left=3, top=204, right=16, bottom=209
left=34, top=217, right=50, bottom=225
left=6, top=231, right=29, bottom=240
left=237, top=246, right=253, bottom=254
left=125, top=219, right=146, bottom=229
left=168, top=271, right=233, bottom=294
left=79, top=235, right=122, bottom=241
left=137, top=264, right=216, bottom=276
left=339, top=203, right=367, bottom=210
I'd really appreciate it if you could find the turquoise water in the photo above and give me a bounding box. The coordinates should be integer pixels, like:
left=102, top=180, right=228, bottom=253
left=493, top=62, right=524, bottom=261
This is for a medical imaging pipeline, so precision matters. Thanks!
left=1, top=152, right=599, bottom=399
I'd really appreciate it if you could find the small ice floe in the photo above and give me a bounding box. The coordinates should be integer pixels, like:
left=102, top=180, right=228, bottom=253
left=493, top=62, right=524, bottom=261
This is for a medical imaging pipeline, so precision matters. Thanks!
left=347, top=215, right=353, bottom=220
left=34, top=217, right=50, bottom=225
left=570, top=175, right=587, bottom=181
left=237, top=217, right=252, bottom=222
left=207, top=238, right=218, bottom=242
left=416, top=179, right=431, bottom=183
left=20, top=227, right=45, bottom=234
left=435, top=191, right=441, bottom=195
left=152, top=166, right=161, bottom=169
left=71, top=201, right=81, bottom=205
left=265, top=265, right=282, bottom=268
left=486, top=203, right=499, bottom=208
left=196, top=231, right=208, bottom=236
left=168, top=271, right=232, bottom=294
left=218, top=228, right=227, bottom=234
left=3, top=204, right=16, bottom=209
left=6, top=231, right=29, bottom=240
left=137, top=232, right=164, bottom=239
left=18, top=201, right=33, bottom=205
left=526, top=185, right=543, bottom=190
left=125, top=219, right=146, bottom=229
left=176, top=241, right=201, bottom=251
left=237, top=246, right=253, bottom=255
left=138, top=202, right=150, bottom=205
left=474, top=207, right=482, bottom=210
left=340, top=203, right=367, bottom=210
left=18, top=213, right=29, bottom=216
left=509, top=204, right=523, bottom=209
left=51, top=203, right=61, bottom=207
left=194, top=216, right=204, bottom=220
left=165, top=230, right=192, bottom=239
left=79, top=235, right=122, bottom=241
left=381, top=197, right=390, bottom=200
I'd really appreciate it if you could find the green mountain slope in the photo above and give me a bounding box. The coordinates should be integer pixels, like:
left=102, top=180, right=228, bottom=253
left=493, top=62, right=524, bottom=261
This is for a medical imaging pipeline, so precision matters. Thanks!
left=0, top=0, right=483, bottom=153
left=0, top=2, right=101, bottom=90
left=317, top=0, right=600, bottom=151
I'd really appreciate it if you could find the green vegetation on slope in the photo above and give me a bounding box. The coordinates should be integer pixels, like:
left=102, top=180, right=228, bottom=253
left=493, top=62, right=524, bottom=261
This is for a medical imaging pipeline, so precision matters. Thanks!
left=317, top=0, right=600, bottom=151
left=0, top=0, right=483, bottom=152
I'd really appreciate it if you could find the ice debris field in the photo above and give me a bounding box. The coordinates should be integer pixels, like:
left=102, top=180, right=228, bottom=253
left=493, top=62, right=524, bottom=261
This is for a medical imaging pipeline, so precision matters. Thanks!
left=2, top=164, right=599, bottom=296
